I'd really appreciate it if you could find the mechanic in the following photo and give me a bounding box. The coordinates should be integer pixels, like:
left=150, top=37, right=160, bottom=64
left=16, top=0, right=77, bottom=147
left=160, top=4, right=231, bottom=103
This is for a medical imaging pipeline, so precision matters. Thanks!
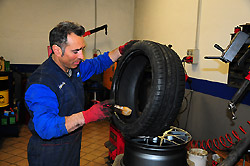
left=25, top=21, right=133, bottom=166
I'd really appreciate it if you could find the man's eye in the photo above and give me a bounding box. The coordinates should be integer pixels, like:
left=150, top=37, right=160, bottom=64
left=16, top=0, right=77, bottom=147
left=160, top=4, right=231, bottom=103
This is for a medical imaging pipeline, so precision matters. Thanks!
left=73, top=51, right=78, bottom=54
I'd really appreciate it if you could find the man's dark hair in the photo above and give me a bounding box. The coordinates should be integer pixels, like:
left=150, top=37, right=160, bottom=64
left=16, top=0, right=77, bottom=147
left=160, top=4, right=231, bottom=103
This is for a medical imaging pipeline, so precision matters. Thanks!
left=49, top=21, right=85, bottom=55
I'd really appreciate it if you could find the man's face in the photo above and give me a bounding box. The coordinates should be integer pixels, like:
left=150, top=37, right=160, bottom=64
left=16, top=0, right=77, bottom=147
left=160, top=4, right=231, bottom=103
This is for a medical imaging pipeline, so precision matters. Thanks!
left=57, top=33, right=86, bottom=72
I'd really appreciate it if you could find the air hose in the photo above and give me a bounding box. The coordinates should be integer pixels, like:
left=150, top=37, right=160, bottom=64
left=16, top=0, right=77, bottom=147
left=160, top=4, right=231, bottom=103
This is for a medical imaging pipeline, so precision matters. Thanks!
left=189, top=121, right=250, bottom=152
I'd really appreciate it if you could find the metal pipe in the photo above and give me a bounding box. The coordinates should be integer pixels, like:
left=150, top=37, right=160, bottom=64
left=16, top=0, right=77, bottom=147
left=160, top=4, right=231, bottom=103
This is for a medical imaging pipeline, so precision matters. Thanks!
left=94, top=0, right=97, bottom=51
left=195, top=0, right=202, bottom=49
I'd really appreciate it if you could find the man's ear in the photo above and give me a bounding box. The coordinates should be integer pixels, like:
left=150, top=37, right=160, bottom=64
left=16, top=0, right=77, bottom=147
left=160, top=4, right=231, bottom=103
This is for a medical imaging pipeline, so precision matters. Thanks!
left=52, top=45, right=62, bottom=57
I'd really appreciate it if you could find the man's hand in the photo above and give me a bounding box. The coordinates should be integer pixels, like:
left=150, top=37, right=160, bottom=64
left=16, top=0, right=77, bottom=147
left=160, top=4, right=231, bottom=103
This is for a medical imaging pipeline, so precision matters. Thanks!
left=82, top=100, right=114, bottom=124
left=118, top=40, right=138, bottom=55
left=65, top=112, right=85, bottom=133
left=108, top=40, right=138, bottom=62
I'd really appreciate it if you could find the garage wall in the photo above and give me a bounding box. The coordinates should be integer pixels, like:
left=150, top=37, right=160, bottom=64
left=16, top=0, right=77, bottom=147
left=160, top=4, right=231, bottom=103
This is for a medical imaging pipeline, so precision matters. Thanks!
left=134, top=0, right=250, bottom=84
left=0, top=0, right=134, bottom=64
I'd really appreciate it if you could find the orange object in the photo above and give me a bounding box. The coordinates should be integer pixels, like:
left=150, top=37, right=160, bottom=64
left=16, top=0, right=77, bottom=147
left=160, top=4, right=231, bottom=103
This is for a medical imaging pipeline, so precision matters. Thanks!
left=103, top=63, right=117, bottom=90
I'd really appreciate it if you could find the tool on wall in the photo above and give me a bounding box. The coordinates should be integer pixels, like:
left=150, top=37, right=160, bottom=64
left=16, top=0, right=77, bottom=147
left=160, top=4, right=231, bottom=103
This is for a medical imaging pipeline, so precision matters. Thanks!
left=83, top=24, right=108, bottom=37
left=83, top=24, right=108, bottom=57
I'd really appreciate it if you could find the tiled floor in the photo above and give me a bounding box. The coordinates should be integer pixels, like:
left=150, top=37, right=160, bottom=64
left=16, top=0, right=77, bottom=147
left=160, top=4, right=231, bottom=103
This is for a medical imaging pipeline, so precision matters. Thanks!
left=0, top=120, right=111, bottom=166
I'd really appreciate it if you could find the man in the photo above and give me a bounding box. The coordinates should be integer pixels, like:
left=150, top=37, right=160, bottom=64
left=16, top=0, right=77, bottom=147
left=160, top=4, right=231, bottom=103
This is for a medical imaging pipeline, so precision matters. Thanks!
left=25, top=21, right=133, bottom=166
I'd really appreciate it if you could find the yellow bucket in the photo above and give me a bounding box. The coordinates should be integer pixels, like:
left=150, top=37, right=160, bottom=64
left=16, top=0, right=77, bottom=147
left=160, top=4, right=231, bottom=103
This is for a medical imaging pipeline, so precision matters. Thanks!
left=0, top=76, right=9, bottom=107
left=0, top=76, right=8, bottom=80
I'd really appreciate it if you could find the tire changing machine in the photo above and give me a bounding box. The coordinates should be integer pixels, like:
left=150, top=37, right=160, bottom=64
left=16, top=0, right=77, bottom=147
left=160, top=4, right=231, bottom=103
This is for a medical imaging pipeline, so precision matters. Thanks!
left=104, top=123, right=125, bottom=165
left=105, top=23, right=250, bottom=166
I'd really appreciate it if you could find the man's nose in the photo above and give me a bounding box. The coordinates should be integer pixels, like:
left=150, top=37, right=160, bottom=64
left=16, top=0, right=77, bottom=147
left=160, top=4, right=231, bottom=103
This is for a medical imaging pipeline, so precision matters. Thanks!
left=78, top=50, right=84, bottom=60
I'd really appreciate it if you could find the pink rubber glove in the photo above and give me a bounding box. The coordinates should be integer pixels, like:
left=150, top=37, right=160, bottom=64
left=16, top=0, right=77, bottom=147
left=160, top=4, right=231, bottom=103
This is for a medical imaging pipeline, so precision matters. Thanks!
left=82, top=100, right=114, bottom=124
left=118, top=40, right=138, bottom=55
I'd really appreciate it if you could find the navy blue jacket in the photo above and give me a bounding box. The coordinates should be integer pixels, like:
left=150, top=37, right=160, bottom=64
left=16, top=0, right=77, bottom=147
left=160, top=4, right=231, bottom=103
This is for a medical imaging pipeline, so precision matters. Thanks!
left=25, top=52, right=113, bottom=139
left=25, top=52, right=113, bottom=166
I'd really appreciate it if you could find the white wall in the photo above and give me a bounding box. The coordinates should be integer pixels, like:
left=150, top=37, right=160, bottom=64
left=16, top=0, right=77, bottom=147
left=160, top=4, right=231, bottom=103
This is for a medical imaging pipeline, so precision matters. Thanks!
left=134, top=0, right=250, bottom=83
left=1, top=0, right=249, bottom=84
left=0, top=0, right=134, bottom=64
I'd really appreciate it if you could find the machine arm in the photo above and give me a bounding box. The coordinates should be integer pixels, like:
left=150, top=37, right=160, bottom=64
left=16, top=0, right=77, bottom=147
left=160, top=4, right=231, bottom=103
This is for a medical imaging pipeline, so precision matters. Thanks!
left=228, top=71, right=250, bottom=119
left=205, top=30, right=250, bottom=119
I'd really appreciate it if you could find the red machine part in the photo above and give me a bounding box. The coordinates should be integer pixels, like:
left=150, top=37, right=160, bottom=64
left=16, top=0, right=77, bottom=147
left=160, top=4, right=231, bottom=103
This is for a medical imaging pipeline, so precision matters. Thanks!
left=182, top=56, right=193, bottom=64
left=234, top=26, right=241, bottom=34
left=104, top=123, right=125, bottom=161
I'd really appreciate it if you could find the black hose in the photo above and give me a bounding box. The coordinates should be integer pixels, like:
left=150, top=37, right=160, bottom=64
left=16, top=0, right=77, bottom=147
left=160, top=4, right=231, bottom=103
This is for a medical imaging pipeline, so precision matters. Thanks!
left=218, top=132, right=250, bottom=166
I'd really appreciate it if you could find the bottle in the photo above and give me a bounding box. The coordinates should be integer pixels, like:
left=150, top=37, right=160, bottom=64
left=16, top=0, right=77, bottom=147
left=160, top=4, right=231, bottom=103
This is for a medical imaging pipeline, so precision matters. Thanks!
left=9, top=111, right=16, bottom=125
left=1, top=110, right=8, bottom=125
left=0, top=56, right=5, bottom=72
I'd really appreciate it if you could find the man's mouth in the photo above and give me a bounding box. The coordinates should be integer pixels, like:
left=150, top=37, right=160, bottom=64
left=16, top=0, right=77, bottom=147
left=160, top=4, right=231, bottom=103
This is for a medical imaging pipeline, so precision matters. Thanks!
left=74, top=61, right=80, bottom=65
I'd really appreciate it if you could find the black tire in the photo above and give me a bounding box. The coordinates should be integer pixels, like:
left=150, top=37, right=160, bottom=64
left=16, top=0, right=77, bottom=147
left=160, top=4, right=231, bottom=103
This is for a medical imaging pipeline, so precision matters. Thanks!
left=111, top=40, right=185, bottom=137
